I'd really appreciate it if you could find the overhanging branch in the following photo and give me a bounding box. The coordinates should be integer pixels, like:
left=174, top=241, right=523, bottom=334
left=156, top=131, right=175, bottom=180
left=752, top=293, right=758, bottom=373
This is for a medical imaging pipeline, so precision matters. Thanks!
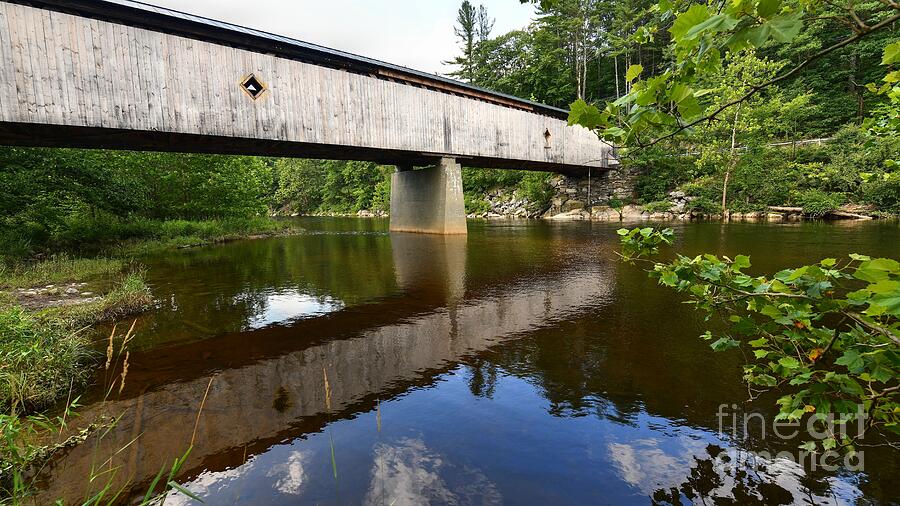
left=636, top=11, right=900, bottom=148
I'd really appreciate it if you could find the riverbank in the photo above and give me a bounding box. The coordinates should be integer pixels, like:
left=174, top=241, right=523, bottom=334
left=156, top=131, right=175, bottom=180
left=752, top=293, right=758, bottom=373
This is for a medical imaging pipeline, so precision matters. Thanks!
left=0, top=218, right=307, bottom=500
left=0, top=217, right=305, bottom=410
left=0, top=259, right=152, bottom=413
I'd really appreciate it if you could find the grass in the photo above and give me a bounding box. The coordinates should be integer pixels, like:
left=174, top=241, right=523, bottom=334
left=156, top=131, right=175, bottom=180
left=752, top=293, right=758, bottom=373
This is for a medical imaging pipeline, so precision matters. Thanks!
left=2, top=216, right=304, bottom=263
left=110, top=217, right=302, bottom=256
left=40, top=272, right=153, bottom=328
left=0, top=266, right=152, bottom=413
left=0, top=217, right=289, bottom=502
left=0, top=307, right=92, bottom=414
left=0, top=269, right=151, bottom=414
left=0, top=255, right=126, bottom=288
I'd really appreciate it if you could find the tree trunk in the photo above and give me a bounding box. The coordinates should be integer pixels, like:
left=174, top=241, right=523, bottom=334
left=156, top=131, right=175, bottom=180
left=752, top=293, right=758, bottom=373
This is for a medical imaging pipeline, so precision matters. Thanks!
left=722, top=103, right=742, bottom=214
left=614, top=56, right=620, bottom=98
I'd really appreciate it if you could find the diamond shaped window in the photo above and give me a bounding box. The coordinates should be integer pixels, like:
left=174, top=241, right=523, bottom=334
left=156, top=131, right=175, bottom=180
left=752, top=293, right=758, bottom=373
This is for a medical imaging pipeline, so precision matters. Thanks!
left=240, top=74, right=267, bottom=100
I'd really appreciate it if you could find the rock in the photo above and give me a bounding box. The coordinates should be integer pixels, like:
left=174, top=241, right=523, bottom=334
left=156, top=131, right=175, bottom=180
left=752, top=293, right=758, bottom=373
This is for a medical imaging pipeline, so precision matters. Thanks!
left=669, top=190, right=686, bottom=199
left=560, top=200, right=584, bottom=213
left=546, top=209, right=586, bottom=220
left=81, top=291, right=94, bottom=296
left=45, top=284, right=55, bottom=289
left=65, top=287, right=80, bottom=295
left=649, top=212, right=671, bottom=220
left=620, top=205, right=645, bottom=220
left=590, top=206, right=618, bottom=221
left=767, top=213, right=784, bottom=221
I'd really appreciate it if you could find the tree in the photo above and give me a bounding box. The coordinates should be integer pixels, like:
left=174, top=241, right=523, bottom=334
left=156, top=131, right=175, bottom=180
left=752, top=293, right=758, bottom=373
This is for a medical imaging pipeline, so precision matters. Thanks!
left=619, top=227, right=899, bottom=454
left=559, top=0, right=900, bottom=147
left=448, top=1, right=480, bottom=82
left=477, top=4, right=495, bottom=42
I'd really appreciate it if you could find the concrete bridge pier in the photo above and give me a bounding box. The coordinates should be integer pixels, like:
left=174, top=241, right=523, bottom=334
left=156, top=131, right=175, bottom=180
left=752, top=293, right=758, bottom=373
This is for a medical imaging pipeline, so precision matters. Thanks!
left=389, top=158, right=467, bottom=234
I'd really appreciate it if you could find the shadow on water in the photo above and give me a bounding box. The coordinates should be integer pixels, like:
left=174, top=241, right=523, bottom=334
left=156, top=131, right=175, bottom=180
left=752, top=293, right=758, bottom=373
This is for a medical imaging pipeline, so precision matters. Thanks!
left=33, top=218, right=899, bottom=504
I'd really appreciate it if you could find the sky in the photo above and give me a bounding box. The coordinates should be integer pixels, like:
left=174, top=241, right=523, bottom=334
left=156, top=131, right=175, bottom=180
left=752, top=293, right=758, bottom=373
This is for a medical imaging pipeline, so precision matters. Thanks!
left=147, top=0, right=537, bottom=75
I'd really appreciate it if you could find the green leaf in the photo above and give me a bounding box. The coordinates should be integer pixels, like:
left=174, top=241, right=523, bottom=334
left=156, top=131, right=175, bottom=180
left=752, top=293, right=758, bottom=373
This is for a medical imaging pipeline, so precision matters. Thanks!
left=684, top=14, right=739, bottom=39
left=660, top=271, right=678, bottom=286
left=869, top=291, right=900, bottom=317
left=756, top=0, right=781, bottom=18
left=751, top=373, right=778, bottom=386
left=568, top=99, right=606, bottom=130
left=799, top=441, right=817, bottom=451
left=883, top=40, right=900, bottom=65
left=767, top=11, right=803, bottom=43
left=732, top=255, right=751, bottom=271
left=625, top=64, right=644, bottom=83
left=670, top=4, right=710, bottom=41
left=744, top=24, right=771, bottom=46
left=676, top=93, right=701, bottom=119
left=871, top=364, right=894, bottom=383
left=835, top=350, right=864, bottom=374
left=711, top=336, right=740, bottom=350
left=854, top=258, right=900, bottom=283
left=868, top=279, right=900, bottom=295
left=820, top=258, right=836, bottom=268
left=748, top=337, right=768, bottom=347
left=779, top=357, right=801, bottom=369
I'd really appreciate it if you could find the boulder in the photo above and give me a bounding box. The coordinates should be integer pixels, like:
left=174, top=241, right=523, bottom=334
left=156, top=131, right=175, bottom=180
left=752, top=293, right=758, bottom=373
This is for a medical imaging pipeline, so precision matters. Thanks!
left=546, top=209, right=587, bottom=220
left=590, top=206, right=619, bottom=221
left=560, top=200, right=585, bottom=213
left=620, top=205, right=645, bottom=220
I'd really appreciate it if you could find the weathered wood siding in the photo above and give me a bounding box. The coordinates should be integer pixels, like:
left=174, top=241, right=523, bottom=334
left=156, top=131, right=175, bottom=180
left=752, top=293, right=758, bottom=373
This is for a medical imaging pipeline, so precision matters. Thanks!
left=0, top=2, right=611, bottom=170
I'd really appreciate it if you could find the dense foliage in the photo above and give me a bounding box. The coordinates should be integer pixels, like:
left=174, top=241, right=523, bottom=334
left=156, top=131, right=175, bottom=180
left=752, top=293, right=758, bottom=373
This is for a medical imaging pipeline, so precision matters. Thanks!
left=440, top=0, right=900, bottom=213
left=619, top=227, right=899, bottom=452
left=0, top=148, right=396, bottom=259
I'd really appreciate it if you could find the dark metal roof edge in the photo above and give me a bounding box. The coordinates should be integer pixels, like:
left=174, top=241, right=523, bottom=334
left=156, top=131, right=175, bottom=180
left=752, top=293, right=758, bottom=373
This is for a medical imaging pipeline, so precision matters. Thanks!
left=11, top=0, right=570, bottom=119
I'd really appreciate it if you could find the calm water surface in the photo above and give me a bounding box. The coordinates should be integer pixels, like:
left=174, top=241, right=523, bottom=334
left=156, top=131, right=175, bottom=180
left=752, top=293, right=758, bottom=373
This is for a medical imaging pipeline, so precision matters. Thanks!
left=36, top=218, right=900, bottom=504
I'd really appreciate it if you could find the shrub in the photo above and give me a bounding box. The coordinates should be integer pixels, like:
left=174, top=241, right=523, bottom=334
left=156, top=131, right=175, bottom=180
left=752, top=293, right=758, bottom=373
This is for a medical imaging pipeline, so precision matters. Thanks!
left=860, top=170, right=900, bottom=213
left=0, top=255, right=126, bottom=288
left=0, top=307, right=92, bottom=412
left=792, top=189, right=845, bottom=217
left=685, top=197, right=721, bottom=215
left=515, top=172, right=553, bottom=210
left=464, top=193, right=491, bottom=214
left=643, top=200, right=673, bottom=213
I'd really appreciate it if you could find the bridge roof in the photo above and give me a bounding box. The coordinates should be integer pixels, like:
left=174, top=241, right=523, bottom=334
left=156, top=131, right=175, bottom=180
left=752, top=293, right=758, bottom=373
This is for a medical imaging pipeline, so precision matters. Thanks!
left=20, top=0, right=570, bottom=119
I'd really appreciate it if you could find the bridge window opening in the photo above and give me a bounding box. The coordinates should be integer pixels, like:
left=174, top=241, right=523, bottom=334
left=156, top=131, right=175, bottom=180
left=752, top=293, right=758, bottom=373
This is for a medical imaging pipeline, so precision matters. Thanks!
left=543, top=129, right=552, bottom=149
left=240, top=73, right=268, bottom=100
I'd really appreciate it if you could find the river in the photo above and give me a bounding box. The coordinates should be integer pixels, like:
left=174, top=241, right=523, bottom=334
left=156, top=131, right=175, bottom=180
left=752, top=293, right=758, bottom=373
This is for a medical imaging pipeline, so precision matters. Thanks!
left=34, top=218, right=899, bottom=504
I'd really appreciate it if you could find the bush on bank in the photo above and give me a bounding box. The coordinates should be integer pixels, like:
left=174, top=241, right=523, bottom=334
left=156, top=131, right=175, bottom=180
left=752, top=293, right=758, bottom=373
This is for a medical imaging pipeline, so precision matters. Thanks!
left=625, top=125, right=900, bottom=214
left=0, top=258, right=153, bottom=413
left=0, top=307, right=92, bottom=413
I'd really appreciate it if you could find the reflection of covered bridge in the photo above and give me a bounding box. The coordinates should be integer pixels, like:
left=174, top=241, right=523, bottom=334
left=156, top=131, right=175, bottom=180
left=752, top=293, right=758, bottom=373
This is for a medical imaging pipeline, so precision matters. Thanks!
left=34, top=235, right=613, bottom=503
left=0, top=0, right=615, bottom=233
